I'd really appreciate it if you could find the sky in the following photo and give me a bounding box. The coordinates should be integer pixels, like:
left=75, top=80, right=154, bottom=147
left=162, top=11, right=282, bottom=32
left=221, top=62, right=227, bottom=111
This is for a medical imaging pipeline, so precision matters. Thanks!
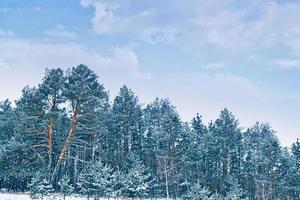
left=0, top=0, right=300, bottom=146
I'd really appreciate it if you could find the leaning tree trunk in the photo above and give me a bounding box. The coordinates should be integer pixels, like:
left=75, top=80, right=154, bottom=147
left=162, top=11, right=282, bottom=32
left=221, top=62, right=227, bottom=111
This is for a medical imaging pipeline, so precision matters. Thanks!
left=47, top=121, right=53, bottom=171
left=51, top=110, right=78, bottom=183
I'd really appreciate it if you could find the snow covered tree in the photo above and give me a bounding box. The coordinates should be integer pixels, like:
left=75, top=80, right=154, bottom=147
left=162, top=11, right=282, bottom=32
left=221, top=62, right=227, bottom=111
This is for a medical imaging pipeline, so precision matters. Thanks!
left=4, top=87, right=49, bottom=190
left=0, top=99, right=16, bottom=189
left=28, top=172, right=54, bottom=200
left=286, top=139, right=300, bottom=199
left=77, top=163, right=98, bottom=200
left=223, top=176, right=247, bottom=200
left=116, top=153, right=152, bottom=199
left=93, top=161, right=114, bottom=199
left=109, top=85, right=144, bottom=168
left=209, top=109, right=242, bottom=194
left=52, top=65, right=108, bottom=183
left=144, top=98, right=182, bottom=198
left=292, top=138, right=300, bottom=165
left=58, top=174, right=74, bottom=200
left=1, top=65, right=299, bottom=199
left=77, top=160, right=113, bottom=200
left=38, top=68, right=65, bottom=172
left=187, top=182, right=211, bottom=200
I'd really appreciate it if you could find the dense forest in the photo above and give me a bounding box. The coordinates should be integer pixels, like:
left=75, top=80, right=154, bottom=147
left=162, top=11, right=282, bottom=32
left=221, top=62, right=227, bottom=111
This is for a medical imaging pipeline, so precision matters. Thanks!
left=0, top=65, right=299, bottom=200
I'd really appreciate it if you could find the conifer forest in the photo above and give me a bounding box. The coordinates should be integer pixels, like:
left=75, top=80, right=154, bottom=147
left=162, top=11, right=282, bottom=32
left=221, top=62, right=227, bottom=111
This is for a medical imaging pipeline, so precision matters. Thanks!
left=0, top=65, right=299, bottom=200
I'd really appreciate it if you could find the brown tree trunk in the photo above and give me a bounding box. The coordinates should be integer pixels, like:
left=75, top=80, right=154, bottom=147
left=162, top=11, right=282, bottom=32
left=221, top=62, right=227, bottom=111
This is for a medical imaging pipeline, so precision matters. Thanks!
left=51, top=110, right=78, bottom=182
left=47, top=121, right=53, bottom=171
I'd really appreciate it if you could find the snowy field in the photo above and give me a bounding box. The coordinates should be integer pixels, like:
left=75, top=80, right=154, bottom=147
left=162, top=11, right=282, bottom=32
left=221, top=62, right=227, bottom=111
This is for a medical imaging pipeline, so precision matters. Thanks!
left=0, top=193, right=87, bottom=200
left=0, top=193, right=167, bottom=200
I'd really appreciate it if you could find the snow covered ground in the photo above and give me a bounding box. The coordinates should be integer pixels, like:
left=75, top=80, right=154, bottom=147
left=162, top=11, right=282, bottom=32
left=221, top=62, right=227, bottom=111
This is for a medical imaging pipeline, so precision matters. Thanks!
left=0, top=193, right=167, bottom=200
left=0, top=193, right=170, bottom=200
left=0, top=193, right=86, bottom=200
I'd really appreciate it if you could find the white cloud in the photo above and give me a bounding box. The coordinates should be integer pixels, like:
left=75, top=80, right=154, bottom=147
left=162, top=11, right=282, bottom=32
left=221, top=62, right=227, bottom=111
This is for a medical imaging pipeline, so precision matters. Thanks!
left=33, top=6, right=41, bottom=12
left=0, top=29, right=14, bottom=37
left=46, top=25, right=77, bottom=39
left=0, top=8, right=11, bottom=13
left=0, top=38, right=151, bottom=101
left=142, top=27, right=178, bottom=45
left=80, top=0, right=179, bottom=44
left=80, top=0, right=300, bottom=56
left=273, top=59, right=300, bottom=70
left=203, top=62, right=225, bottom=69
left=81, top=0, right=118, bottom=34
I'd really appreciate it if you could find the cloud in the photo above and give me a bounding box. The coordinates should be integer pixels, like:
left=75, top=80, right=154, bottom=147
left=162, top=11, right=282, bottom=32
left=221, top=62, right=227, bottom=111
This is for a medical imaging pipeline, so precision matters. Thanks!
left=33, top=6, right=41, bottom=12
left=81, top=0, right=117, bottom=34
left=0, top=29, right=14, bottom=37
left=80, top=0, right=179, bottom=44
left=0, top=8, right=11, bottom=13
left=0, top=38, right=151, bottom=101
left=203, top=62, right=225, bottom=69
left=142, top=27, right=179, bottom=44
left=79, top=0, right=300, bottom=56
left=273, top=59, right=300, bottom=70
left=46, top=25, right=77, bottom=39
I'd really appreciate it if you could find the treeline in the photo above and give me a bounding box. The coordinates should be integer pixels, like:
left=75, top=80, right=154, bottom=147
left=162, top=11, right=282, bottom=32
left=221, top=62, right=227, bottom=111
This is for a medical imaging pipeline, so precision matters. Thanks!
left=0, top=65, right=299, bottom=200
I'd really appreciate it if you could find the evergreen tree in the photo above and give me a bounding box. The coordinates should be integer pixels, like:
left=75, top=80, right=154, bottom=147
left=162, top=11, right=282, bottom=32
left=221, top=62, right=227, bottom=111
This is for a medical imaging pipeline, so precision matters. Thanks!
left=120, top=153, right=152, bottom=199
left=0, top=65, right=300, bottom=199
left=223, top=176, right=247, bottom=200
left=188, top=182, right=211, bottom=200
left=210, top=108, right=242, bottom=194
left=52, top=65, right=108, bottom=184
left=77, top=163, right=98, bottom=200
left=58, top=174, right=74, bottom=200
left=4, top=87, right=49, bottom=190
left=77, top=160, right=113, bottom=200
left=0, top=99, right=16, bottom=189
left=110, top=85, right=143, bottom=168
left=38, top=68, right=65, bottom=172
left=93, top=161, right=114, bottom=199
left=144, top=98, right=182, bottom=198
left=28, top=172, right=54, bottom=200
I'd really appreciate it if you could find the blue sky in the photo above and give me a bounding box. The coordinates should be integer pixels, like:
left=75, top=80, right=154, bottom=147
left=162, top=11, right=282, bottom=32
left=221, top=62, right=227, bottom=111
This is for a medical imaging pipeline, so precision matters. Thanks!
left=0, top=0, right=300, bottom=146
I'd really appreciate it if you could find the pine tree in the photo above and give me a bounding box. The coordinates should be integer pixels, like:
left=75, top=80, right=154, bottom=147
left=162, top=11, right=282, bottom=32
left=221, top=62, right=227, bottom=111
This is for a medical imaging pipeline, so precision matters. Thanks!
left=1, top=65, right=300, bottom=199
left=77, top=163, right=98, bottom=200
left=58, top=174, right=74, bottom=200
left=38, top=68, right=65, bottom=172
left=28, top=172, right=54, bottom=200
left=110, top=85, right=143, bottom=168
left=117, top=153, right=152, bottom=199
left=77, top=160, right=113, bottom=200
left=210, top=108, right=242, bottom=194
left=144, top=98, right=182, bottom=198
left=287, top=139, right=300, bottom=199
left=188, top=182, right=211, bottom=200
left=292, top=139, right=300, bottom=165
left=0, top=99, right=16, bottom=189
left=93, top=161, right=114, bottom=199
left=223, top=176, right=247, bottom=200
left=5, top=87, right=49, bottom=190
left=52, top=65, right=109, bottom=183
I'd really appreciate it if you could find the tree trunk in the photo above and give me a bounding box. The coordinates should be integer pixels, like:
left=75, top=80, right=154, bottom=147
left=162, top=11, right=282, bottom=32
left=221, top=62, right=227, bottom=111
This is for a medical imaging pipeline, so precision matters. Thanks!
left=51, top=110, right=78, bottom=183
left=47, top=121, right=53, bottom=171
left=164, top=157, right=170, bottom=200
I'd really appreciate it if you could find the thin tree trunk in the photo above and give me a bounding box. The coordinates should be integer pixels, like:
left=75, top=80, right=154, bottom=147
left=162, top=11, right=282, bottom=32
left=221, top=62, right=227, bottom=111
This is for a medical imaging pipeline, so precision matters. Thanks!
left=74, top=155, right=78, bottom=184
left=51, top=110, right=78, bottom=182
left=164, top=157, right=170, bottom=200
left=47, top=121, right=53, bottom=171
